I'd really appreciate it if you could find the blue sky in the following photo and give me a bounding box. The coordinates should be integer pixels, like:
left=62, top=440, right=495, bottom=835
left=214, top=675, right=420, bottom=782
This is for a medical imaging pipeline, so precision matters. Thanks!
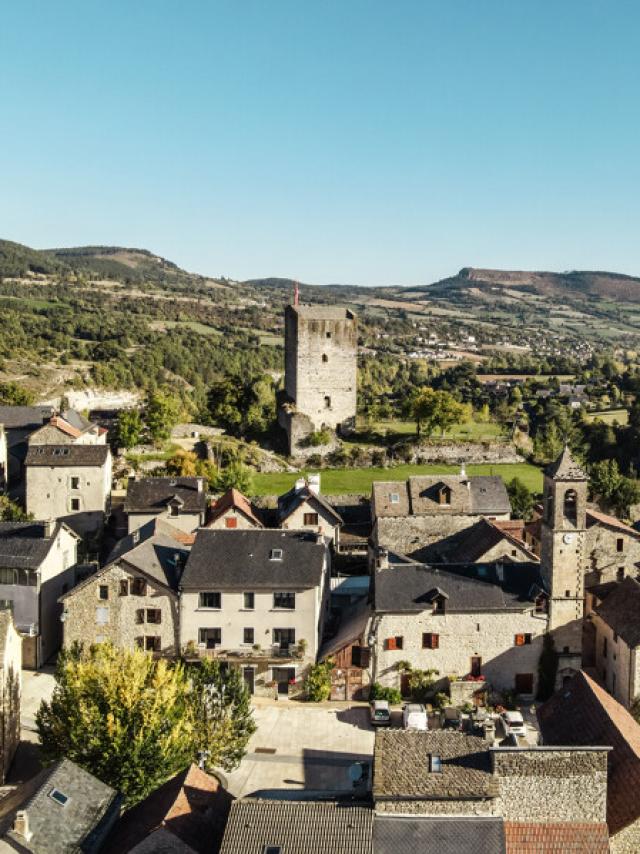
left=1, top=1, right=639, bottom=286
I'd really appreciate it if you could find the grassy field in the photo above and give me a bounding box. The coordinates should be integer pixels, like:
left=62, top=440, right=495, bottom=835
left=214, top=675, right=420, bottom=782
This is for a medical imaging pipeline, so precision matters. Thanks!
left=252, top=461, right=542, bottom=496
left=359, top=419, right=506, bottom=441
left=584, top=408, right=629, bottom=425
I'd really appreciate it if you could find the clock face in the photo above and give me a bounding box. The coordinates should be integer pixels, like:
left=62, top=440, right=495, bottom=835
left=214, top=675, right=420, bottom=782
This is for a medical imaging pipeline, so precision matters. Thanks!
left=563, top=533, right=575, bottom=545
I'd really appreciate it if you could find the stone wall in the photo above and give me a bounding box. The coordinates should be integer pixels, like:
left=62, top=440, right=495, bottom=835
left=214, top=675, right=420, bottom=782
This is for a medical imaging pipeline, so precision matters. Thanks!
left=591, top=612, right=639, bottom=709
left=375, top=798, right=498, bottom=816
left=585, top=524, right=640, bottom=585
left=611, top=817, right=640, bottom=854
left=492, top=748, right=609, bottom=823
left=407, top=442, right=522, bottom=465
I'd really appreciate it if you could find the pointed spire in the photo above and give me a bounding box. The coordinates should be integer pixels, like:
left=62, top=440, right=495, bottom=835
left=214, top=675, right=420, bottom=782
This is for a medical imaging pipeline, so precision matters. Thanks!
left=545, top=444, right=587, bottom=480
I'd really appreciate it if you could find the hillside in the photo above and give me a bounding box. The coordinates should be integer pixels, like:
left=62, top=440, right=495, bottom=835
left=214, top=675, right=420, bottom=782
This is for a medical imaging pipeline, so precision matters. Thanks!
left=421, top=267, right=640, bottom=302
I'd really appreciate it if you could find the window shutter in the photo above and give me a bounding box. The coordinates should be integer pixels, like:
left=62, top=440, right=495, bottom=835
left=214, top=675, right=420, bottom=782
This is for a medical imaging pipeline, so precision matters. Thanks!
left=432, top=633, right=439, bottom=649
left=386, top=637, right=397, bottom=651
left=515, top=634, right=525, bottom=646
left=136, top=609, right=144, bottom=625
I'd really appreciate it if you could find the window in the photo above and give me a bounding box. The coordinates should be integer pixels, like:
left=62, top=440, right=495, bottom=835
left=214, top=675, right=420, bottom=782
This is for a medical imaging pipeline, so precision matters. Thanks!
left=273, top=628, right=296, bottom=649
left=437, top=486, right=451, bottom=506
left=70, top=498, right=80, bottom=511
left=135, top=609, right=145, bottom=624
left=514, top=634, right=532, bottom=646
left=95, top=607, right=109, bottom=625
left=0, top=568, right=17, bottom=585
left=326, top=331, right=332, bottom=339
left=199, top=592, right=221, bottom=609
left=617, top=538, right=624, bottom=552
left=390, top=493, right=400, bottom=504
left=617, top=567, right=625, bottom=582
left=270, top=549, right=283, bottom=561
left=132, top=578, right=147, bottom=596
left=135, top=636, right=144, bottom=648
left=225, top=517, right=238, bottom=529
left=98, top=585, right=109, bottom=601
left=146, top=609, right=161, bottom=624
left=264, top=846, right=282, bottom=854
left=322, top=353, right=328, bottom=363
left=534, top=594, right=548, bottom=614
left=385, top=636, right=403, bottom=651
left=351, top=646, right=370, bottom=668
left=273, top=591, right=295, bottom=610
left=324, top=396, right=331, bottom=409
left=169, top=503, right=180, bottom=517
left=565, top=590, right=571, bottom=598
left=429, top=754, right=443, bottom=773
left=145, top=636, right=161, bottom=652
left=243, top=627, right=255, bottom=645
left=119, top=579, right=129, bottom=596
left=49, top=789, right=69, bottom=807
left=433, top=598, right=445, bottom=615
left=243, top=592, right=255, bottom=610
left=303, top=512, right=319, bottom=526
left=71, top=477, right=80, bottom=490
left=423, top=632, right=439, bottom=649
left=199, top=628, right=221, bottom=649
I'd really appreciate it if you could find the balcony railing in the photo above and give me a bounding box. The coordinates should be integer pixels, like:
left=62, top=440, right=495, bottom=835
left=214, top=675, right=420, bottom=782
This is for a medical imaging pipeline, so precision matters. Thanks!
left=183, top=643, right=304, bottom=661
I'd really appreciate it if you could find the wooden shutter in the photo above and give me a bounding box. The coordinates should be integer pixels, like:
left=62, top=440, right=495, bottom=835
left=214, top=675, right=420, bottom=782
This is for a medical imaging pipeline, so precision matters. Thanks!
left=386, top=637, right=397, bottom=651
left=515, top=633, right=525, bottom=646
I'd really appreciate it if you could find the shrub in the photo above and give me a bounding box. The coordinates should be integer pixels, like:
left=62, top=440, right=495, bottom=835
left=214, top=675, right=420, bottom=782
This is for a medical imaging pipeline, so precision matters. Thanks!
left=305, top=661, right=333, bottom=702
left=369, top=682, right=402, bottom=704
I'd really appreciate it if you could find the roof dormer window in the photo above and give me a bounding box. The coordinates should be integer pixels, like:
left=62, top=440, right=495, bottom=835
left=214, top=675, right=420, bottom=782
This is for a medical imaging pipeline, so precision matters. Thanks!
left=390, top=493, right=400, bottom=504
left=270, top=548, right=283, bottom=561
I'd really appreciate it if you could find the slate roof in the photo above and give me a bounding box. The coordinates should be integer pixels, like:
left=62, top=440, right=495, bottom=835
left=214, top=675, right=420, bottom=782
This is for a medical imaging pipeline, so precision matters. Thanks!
left=537, top=670, right=640, bottom=835
left=374, top=557, right=543, bottom=613
left=181, top=529, right=327, bottom=590
left=0, top=757, right=120, bottom=853
left=25, top=443, right=110, bottom=467
left=373, top=730, right=497, bottom=801
left=220, top=799, right=372, bottom=854
left=545, top=446, right=588, bottom=480
left=504, top=821, right=609, bottom=853
left=0, top=521, right=59, bottom=569
left=124, top=477, right=206, bottom=514
left=375, top=815, right=506, bottom=854
left=278, top=485, right=343, bottom=525
left=594, top=576, right=640, bottom=648
left=319, top=599, right=371, bottom=661
left=103, top=764, right=232, bottom=854
left=372, top=475, right=510, bottom=518
left=0, top=405, right=52, bottom=432
left=448, top=518, right=538, bottom=563
left=208, top=488, right=263, bottom=528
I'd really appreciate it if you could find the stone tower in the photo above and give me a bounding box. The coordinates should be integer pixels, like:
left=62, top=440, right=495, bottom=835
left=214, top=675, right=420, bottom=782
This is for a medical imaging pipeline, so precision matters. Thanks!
left=540, top=446, right=588, bottom=674
left=277, top=304, right=357, bottom=453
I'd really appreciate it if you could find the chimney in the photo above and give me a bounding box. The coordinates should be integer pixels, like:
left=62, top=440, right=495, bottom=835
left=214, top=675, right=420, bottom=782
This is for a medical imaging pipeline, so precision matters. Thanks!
left=308, top=473, right=321, bottom=495
left=460, top=463, right=466, bottom=479
left=43, top=519, right=55, bottom=538
left=377, top=548, right=389, bottom=570
left=294, top=477, right=306, bottom=493
left=13, top=811, right=32, bottom=842
left=314, top=532, right=324, bottom=545
left=197, top=478, right=203, bottom=493
left=496, top=563, right=504, bottom=582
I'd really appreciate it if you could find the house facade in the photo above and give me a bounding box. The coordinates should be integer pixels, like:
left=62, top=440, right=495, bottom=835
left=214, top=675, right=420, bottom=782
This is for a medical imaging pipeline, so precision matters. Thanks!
left=28, top=410, right=107, bottom=447
left=0, top=521, right=79, bottom=668
left=0, top=405, right=52, bottom=486
left=206, top=488, right=263, bottom=530
left=124, top=476, right=207, bottom=534
left=277, top=476, right=343, bottom=547
left=60, top=521, right=188, bottom=657
left=0, top=611, right=21, bottom=784
left=371, top=550, right=548, bottom=698
left=179, top=529, right=330, bottom=697
left=24, top=444, right=112, bottom=541
left=371, top=473, right=511, bottom=562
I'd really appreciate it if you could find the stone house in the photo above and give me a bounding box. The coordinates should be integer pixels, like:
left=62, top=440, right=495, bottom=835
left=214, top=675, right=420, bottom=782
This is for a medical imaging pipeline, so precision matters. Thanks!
left=371, top=473, right=511, bottom=562
left=277, top=476, right=343, bottom=548
left=124, top=476, right=207, bottom=535
left=0, top=757, right=121, bottom=853
left=584, top=576, right=640, bottom=709
left=373, top=730, right=610, bottom=836
left=0, top=520, right=79, bottom=668
left=0, top=611, right=21, bottom=784
left=0, top=405, right=52, bottom=486
left=538, top=670, right=640, bottom=853
left=447, top=518, right=539, bottom=564
left=24, top=444, right=112, bottom=541
left=206, top=488, right=263, bottom=530
left=179, top=529, right=330, bottom=698
left=277, top=303, right=357, bottom=453
left=28, top=409, right=107, bottom=447
left=60, top=519, right=189, bottom=656
left=371, top=550, right=548, bottom=697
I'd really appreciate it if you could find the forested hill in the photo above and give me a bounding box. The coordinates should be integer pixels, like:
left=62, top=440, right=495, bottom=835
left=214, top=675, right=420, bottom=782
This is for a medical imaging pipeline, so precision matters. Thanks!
left=421, top=267, right=640, bottom=302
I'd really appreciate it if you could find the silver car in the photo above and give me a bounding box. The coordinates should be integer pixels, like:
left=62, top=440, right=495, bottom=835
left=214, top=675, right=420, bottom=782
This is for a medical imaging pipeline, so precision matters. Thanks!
left=370, top=700, right=391, bottom=726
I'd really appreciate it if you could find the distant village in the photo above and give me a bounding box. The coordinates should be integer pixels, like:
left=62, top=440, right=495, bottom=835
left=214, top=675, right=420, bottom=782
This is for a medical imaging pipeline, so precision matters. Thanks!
left=0, top=302, right=638, bottom=853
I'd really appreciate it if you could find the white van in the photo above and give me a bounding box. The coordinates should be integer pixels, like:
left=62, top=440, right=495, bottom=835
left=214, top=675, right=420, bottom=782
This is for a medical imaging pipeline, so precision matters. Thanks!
left=402, top=703, right=428, bottom=731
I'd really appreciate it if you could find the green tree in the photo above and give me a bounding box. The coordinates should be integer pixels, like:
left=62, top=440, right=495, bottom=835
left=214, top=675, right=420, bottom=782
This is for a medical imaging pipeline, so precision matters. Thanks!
left=116, top=409, right=142, bottom=449
left=145, top=391, right=182, bottom=443
left=189, top=658, right=256, bottom=771
left=408, top=388, right=466, bottom=437
left=0, top=381, right=35, bottom=406
left=36, top=644, right=195, bottom=806
left=214, top=461, right=254, bottom=494
left=0, top=496, right=31, bottom=522
left=507, top=477, right=535, bottom=522
left=305, top=661, right=334, bottom=702
left=532, top=421, right=564, bottom=464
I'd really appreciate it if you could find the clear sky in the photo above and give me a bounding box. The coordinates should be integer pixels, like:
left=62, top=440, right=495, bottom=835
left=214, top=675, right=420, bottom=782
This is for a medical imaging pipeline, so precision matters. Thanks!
left=1, top=1, right=639, bottom=286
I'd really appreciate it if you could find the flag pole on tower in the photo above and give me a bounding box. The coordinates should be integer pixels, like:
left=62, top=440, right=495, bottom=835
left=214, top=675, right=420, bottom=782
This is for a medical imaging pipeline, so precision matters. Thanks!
left=294, top=281, right=299, bottom=306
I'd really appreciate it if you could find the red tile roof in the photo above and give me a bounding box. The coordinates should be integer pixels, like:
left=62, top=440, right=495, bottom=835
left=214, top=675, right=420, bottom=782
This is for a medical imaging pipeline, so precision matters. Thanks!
left=586, top=508, right=640, bottom=537
left=208, top=488, right=263, bottom=528
left=505, top=822, right=610, bottom=852
left=49, top=415, right=82, bottom=438
left=538, top=671, right=640, bottom=836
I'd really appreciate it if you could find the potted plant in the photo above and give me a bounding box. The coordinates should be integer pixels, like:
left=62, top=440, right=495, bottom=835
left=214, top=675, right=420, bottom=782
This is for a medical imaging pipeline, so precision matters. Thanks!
left=297, top=638, right=308, bottom=659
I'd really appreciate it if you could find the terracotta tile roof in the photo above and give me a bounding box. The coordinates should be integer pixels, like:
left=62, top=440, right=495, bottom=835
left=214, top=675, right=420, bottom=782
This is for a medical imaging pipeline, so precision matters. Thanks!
left=586, top=507, right=640, bottom=537
left=103, top=764, right=232, bottom=854
left=49, top=415, right=82, bottom=438
left=537, top=671, right=640, bottom=835
left=208, top=488, right=263, bottom=527
left=494, top=520, right=526, bottom=539
left=504, top=821, right=609, bottom=852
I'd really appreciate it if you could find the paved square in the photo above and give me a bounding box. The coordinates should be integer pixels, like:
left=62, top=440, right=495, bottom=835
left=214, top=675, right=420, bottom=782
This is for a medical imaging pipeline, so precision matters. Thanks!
left=226, top=702, right=375, bottom=798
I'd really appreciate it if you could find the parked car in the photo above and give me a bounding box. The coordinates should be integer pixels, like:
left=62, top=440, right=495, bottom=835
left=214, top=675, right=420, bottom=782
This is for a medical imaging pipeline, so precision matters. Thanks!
left=442, top=706, right=463, bottom=731
left=402, top=703, right=428, bottom=731
left=500, top=710, right=526, bottom=737
left=370, top=700, right=391, bottom=726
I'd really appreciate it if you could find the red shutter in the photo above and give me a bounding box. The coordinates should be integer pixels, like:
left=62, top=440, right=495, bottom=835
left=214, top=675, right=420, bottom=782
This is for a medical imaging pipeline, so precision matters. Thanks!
left=386, top=637, right=397, bottom=651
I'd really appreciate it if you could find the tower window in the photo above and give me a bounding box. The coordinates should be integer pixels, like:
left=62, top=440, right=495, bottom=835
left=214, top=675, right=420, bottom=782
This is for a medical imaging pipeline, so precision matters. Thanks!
left=322, top=354, right=328, bottom=363
left=616, top=538, right=624, bottom=552
left=326, top=331, right=332, bottom=339
left=324, top=396, right=331, bottom=409
left=563, top=489, right=578, bottom=525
